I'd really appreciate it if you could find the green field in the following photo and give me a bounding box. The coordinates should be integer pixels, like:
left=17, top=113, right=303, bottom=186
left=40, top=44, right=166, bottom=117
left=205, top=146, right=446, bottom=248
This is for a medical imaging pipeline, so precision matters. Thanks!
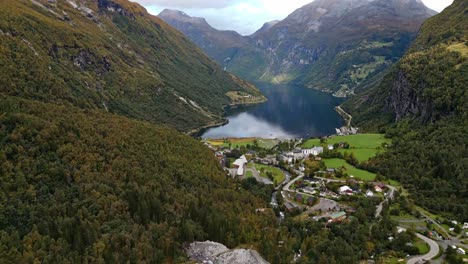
left=302, top=134, right=390, bottom=162
left=327, top=134, right=389, bottom=149
left=323, top=158, right=376, bottom=181
left=245, top=170, right=254, bottom=178
left=251, top=163, right=285, bottom=184
left=302, top=138, right=321, bottom=148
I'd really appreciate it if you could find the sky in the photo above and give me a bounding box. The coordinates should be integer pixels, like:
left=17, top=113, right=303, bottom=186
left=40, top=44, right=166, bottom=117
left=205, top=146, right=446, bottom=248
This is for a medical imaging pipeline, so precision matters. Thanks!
left=137, top=0, right=454, bottom=35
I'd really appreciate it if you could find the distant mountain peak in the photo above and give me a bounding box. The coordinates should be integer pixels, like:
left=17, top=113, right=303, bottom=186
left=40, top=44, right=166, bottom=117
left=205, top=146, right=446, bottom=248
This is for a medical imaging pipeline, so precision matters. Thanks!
left=158, top=9, right=210, bottom=27
left=251, top=20, right=280, bottom=37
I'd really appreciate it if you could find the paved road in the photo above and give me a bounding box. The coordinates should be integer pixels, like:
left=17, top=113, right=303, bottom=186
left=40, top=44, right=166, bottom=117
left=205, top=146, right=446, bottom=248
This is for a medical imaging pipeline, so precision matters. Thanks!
left=407, top=232, right=440, bottom=264
left=335, top=106, right=352, bottom=127
left=309, top=198, right=339, bottom=212
left=245, top=167, right=273, bottom=185
left=280, top=170, right=306, bottom=209
left=375, top=184, right=397, bottom=218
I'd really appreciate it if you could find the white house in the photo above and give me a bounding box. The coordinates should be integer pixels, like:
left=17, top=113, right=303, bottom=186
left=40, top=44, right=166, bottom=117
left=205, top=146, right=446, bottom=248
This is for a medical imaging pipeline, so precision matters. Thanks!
left=292, top=150, right=305, bottom=160
left=366, top=190, right=374, bottom=197
left=302, top=146, right=324, bottom=156
left=374, top=186, right=383, bottom=193
left=457, top=248, right=465, bottom=255
left=279, top=153, right=294, bottom=164
left=463, top=222, right=468, bottom=229
left=328, top=145, right=334, bottom=150
left=233, top=155, right=248, bottom=176
left=339, top=186, right=353, bottom=195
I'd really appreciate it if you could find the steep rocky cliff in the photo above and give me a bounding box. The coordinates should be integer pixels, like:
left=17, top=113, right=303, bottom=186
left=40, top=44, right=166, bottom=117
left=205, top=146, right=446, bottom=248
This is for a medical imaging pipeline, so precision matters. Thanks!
left=343, top=0, right=467, bottom=129
left=342, top=0, right=467, bottom=222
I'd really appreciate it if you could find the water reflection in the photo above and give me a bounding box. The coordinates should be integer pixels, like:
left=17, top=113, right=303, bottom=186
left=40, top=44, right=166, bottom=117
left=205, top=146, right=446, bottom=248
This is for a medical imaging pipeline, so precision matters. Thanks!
left=202, top=84, right=344, bottom=139
left=203, top=112, right=297, bottom=139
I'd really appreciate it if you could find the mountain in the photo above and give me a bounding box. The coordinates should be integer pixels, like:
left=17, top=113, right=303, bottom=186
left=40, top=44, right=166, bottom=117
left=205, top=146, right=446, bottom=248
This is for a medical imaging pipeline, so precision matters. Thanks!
left=0, top=0, right=265, bottom=133
left=343, top=0, right=467, bottom=220
left=160, top=0, right=436, bottom=96
left=250, top=20, right=280, bottom=38
left=158, top=9, right=252, bottom=69
left=238, top=0, right=437, bottom=96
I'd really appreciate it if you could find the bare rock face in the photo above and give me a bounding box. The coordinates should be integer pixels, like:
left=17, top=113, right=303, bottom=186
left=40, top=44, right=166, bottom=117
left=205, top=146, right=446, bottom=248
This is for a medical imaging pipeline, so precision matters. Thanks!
left=385, top=70, right=431, bottom=122
left=187, top=241, right=269, bottom=264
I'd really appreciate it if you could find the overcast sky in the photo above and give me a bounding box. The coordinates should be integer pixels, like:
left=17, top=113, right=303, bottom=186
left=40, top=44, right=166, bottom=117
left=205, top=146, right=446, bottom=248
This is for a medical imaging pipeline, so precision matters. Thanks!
left=137, top=0, right=454, bottom=35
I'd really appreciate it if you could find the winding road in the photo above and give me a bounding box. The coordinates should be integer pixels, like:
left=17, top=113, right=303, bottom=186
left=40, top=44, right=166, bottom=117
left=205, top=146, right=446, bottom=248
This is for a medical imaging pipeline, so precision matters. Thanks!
left=406, top=230, right=440, bottom=264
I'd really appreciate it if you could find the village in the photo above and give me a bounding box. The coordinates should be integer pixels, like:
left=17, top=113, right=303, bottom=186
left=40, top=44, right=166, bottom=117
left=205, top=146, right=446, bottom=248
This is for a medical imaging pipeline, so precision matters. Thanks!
left=204, top=136, right=395, bottom=225
left=203, top=135, right=468, bottom=263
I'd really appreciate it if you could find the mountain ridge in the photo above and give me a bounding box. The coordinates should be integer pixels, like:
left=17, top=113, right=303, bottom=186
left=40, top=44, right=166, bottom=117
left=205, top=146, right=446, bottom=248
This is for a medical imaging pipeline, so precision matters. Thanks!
left=159, top=0, right=437, bottom=96
left=0, top=0, right=265, bottom=132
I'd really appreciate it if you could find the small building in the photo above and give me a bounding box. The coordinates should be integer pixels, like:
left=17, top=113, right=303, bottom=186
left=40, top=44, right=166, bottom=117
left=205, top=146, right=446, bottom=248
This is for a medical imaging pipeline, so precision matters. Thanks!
left=328, top=211, right=347, bottom=223
left=463, top=222, right=468, bottom=229
left=279, top=154, right=294, bottom=164
left=457, top=248, right=466, bottom=255
left=214, top=151, right=226, bottom=168
left=302, top=146, right=324, bottom=156
left=366, top=190, right=374, bottom=197
left=284, top=201, right=298, bottom=212
left=328, top=145, right=334, bottom=150
left=339, top=186, right=353, bottom=195
left=233, top=155, right=248, bottom=176
left=292, top=150, right=305, bottom=160
left=374, top=186, right=383, bottom=193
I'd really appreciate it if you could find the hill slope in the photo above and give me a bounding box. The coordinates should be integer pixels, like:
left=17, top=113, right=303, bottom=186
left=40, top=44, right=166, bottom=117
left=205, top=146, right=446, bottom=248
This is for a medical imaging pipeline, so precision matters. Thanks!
left=0, top=0, right=264, bottom=132
left=0, top=95, right=276, bottom=262
left=343, top=0, right=468, bottom=220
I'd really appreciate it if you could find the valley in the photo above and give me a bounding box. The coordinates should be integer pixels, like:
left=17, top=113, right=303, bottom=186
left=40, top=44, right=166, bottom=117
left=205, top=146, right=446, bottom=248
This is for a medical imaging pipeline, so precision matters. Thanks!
left=0, top=0, right=465, bottom=263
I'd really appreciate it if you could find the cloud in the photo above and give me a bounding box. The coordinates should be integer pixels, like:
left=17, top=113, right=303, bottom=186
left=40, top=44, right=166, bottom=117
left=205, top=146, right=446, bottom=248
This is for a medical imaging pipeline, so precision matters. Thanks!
left=133, top=0, right=239, bottom=9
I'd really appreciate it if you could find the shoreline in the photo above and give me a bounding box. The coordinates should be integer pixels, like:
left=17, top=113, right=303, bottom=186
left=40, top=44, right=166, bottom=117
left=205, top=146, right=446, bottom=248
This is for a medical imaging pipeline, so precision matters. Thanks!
left=186, top=119, right=229, bottom=137
left=334, top=106, right=352, bottom=128
left=187, top=96, right=268, bottom=137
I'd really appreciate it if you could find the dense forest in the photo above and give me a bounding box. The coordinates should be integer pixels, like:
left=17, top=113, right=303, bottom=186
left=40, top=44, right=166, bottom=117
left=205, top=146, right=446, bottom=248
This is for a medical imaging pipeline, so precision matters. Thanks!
left=0, top=95, right=277, bottom=262
left=343, top=0, right=468, bottom=221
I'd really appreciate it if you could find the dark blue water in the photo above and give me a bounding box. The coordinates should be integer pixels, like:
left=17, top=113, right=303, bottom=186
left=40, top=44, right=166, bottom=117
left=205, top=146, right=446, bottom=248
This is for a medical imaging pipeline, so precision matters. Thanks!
left=202, top=84, right=344, bottom=139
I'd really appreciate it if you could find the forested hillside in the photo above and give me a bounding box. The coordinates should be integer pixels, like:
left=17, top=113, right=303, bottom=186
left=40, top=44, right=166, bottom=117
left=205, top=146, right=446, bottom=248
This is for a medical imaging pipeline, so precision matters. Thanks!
left=0, top=0, right=264, bottom=132
left=343, top=0, right=468, bottom=221
left=0, top=95, right=276, bottom=262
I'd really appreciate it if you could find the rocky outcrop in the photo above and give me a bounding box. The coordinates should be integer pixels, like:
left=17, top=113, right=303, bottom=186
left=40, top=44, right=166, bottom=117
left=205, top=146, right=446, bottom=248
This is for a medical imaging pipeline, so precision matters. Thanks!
left=187, top=241, right=269, bottom=264
left=385, top=70, right=432, bottom=122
